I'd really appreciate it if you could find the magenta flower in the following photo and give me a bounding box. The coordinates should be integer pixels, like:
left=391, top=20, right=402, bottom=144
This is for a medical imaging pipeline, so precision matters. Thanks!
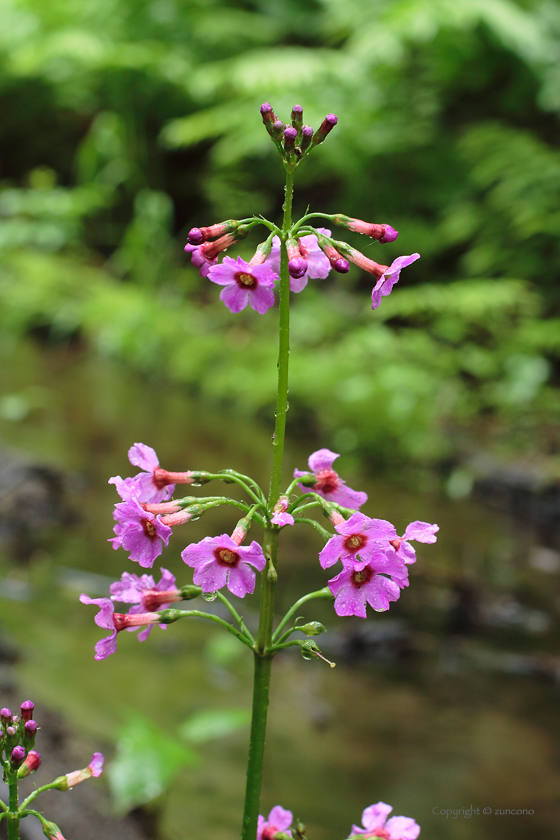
left=182, top=534, right=266, bottom=597
left=207, top=256, right=277, bottom=314
left=18, top=750, right=41, bottom=777
left=319, top=513, right=398, bottom=569
left=65, top=753, right=105, bottom=788
left=294, top=449, right=367, bottom=509
left=371, top=254, right=420, bottom=309
left=110, top=499, right=172, bottom=568
left=271, top=497, right=294, bottom=527
left=388, top=521, right=439, bottom=564
left=266, top=229, right=331, bottom=292
left=258, top=806, right=293, bottom=840
left=80, top=594, right=162, bottom=660
left=108, top=475, right=144, bottom=502
left=350, top=802, right=420, bottom=840
left=328, top=556, right=407, bottom=618
left=127, top=442, right=175, bottom=503
left=184, top=242, right=217, bottom=277
left=110, top=568, right=182, bottom=641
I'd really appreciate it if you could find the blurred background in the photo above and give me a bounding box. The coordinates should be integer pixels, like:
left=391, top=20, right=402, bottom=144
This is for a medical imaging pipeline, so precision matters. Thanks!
left=1, top=0, right=560, bottom=838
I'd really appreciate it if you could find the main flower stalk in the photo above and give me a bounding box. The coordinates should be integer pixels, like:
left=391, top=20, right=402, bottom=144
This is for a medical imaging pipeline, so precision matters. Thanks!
left=241, top=166, right=294, bottom=840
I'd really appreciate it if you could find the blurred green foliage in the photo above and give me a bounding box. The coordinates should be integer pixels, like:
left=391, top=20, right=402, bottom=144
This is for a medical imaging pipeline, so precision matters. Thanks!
left=1, top=0, right=559, bottom=463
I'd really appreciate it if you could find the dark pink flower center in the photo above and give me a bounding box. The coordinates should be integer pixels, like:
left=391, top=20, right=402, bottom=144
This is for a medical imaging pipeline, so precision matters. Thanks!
left=235, top=271, right=258, bottom=290
left=214, top=547, right=241, bottom=567
left=141, top=518, right=157, bottom=540
left=343, top=533, right=367, bottom=553
left=389, top=538, right=403, bottom=550
left=350, top=566, right=374, bottom=588
left=262, top=826, right=279, bottom=840
left=363, top=831, right=390, bottom=839
left=313, top=468, right=341, bottom=494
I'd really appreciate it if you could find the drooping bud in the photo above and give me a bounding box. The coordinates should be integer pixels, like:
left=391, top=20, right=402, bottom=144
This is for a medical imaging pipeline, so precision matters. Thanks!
left=10, top=745, right=26, bottom=766
left=200, top=226, right=250, bottom=260
left=286, top=238, right=307, bottom=279
left=291, top=104, right=303, bottom=132
left=20, top=700, right=34, bottom=722
left=41, top=820, right=65, bottom=840
left=231, top=515, right=251, bottom=546
left=159, top=509, right=193, bottom=527
left=249, top=239, right=274, bottom=267
left=312, top=114, right=337, bottom=146
left=142, top=501, right=181, bottom=515
left=179, top=584, right=202, bottom=601
left=300, top=640, right=335, bottom=667
left=23, top=719, right=38, bottom=749
left=260, top=102, right=277, bottom=134
left=187, top=220, right=240, bottom=245
left=18, top=749, right=41, bottom=778
left=316, top=235, right=350, bottom=273
left=300, top=125, right=313, bottom=152
left=301, top=621, right=326, bottom=636
left=283, top=126, right=297, bottom=155
left=332, top=215, right=399, bottom=243
left=61, top=753, right=104, bottom=790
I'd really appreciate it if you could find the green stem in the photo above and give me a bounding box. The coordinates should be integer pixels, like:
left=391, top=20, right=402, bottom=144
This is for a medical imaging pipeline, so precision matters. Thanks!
left=160, top=609, right=254, bottom=648
left=293, top=518, right=332, bottom=540
left=7, top=772, right=19, bottom=840
left=240, top=165, right=295, bottom=840
left=216, top=592, right=255, bottom=645
left=291, top=211, right=334, bottom=236
left=272, top=587, right=333, bottom=643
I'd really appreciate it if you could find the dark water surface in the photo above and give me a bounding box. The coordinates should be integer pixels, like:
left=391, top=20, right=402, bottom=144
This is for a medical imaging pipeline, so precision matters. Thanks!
left=0, top=341, right=559, bottom=840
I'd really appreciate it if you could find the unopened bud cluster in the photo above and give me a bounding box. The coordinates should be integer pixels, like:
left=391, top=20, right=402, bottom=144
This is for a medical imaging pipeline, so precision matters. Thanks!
left=260, top=102, right=337, bottom=163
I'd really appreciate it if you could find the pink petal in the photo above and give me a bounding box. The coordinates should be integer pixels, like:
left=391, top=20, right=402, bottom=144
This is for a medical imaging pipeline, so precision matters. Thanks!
left=386, top=816, right=420, bottom=840
left=88, top=753, right=104, bottom=777
left=193, top=559, right=228, bottom=592
left=362, top=803, right=393, bottom=832
left=402, top=521, right=439, bottom=543
left=227, top=562, right=257, bottom=597
left=208, top=257, right=239, bottom=285
left=289, top=273, right=309, bottom=293
left=220, top=283, right=249, bottom=313
left=128, top=443, right=159, bottom=472
left=249, top=284, right=275, bottom=314
left=238, top=541, right=267, bottom=571
left=308, top=448, right=339, bottom=472
left=268, top=806, right=293, bottom=832
left=319, top=535, right=346, bottom=569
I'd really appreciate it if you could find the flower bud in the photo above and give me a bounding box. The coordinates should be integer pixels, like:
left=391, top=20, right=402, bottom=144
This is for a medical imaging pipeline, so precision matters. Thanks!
left=249, top=239, right=273, bottom=267
left=20, top=700, right=34, bottom=722
left=187, top=227, right=204, bottom=245
left=317, top=236, right=349, bottom=273
left=1, top=708, right=12, bottom=726
left=312, top=114, right=337, bottom=146
left=291, top=104, right=303, bottom=131
left=188, top=220, right=240, bottom=245
left=18, top=749, right=41, bottom=778
left=6, top=725, right=19, bottom=748
left=159, top=509, right=193, bottom=527
left=300, top=125, right=313, bottom=152
left=283, top=126, right=297, bottom=154
left=41, top=820, right=65, bottom=840
left=63, top=752, right=104, bottom=789
left=332, top=215, right=399, bottom=243
left=260, top=102, right=277, bottom=130
left=301, top=621, right=326, bottom=636
left=180, top=584, right=202, bottom=600
left=231, top=515, right=251, bottom=546
left=23, top=719, right=38, bottom=749
left=272, top=120, right=284, bottom=141
left=286, top=239, right=307, bottom=278
left=10, top=745, right=26, bottom=766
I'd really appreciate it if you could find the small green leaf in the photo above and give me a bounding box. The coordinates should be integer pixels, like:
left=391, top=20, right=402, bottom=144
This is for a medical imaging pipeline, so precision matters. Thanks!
left=179, top=708, right=250, bottom=744
left=108, top=712, right=198, bottom=814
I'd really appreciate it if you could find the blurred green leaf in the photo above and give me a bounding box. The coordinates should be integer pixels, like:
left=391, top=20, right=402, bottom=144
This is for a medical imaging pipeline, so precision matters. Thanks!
left=179, top=708, right=250, bottom=744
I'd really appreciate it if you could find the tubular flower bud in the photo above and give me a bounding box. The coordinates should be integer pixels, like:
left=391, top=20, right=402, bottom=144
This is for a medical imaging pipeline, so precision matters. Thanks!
left=286, top=238, right=307, bottom=279
left=23, top=719, right=38, bottom=749
left=260, top=102, right=278, bottom=133
left=110, top=568, right=182, bottom=641
left=230, top=515, right=253, bottom=546
left=300, top=125, right=313, bottom=152
left=317, top=237, right=350, bottom=273
left=20, top=700, right=34, bottom=722
left=42, top=821, right=66, bottom=840
left=291, top=104, right=303, bottom=131
left=142, top=501, right=181, bottom=515
left=11, top=745, right=26, bottom=766
left=62, top=752, right=104, bottom=789
left=187, top=220, right=240, bottom=245
left=283, top=126, right=297, bottom=154
left=1, top=708, right=11, bottom=726
left=332, top=215, right=399, bottom=243
left=159, top=509, right=193, bottom=527
left=249, top=239, right=274, bottom=267
left=312, top=114, right=338, bottom=146
left=18, top=749, right=41, bottom=778
left=6, top=726, right=18, bottom=748
left=272, top=119, right=284, bottom=141
left=200, top=227, right=249, bottom=261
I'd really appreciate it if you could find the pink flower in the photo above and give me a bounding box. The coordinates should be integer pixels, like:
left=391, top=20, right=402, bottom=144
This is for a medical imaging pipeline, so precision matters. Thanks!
left=319, top=513, right=398, bottom=569
left=110, top=568, right=182, bottom=641
left=208, top=256, right=277, bottom=313
left=80, top=595, right=162, bottom=660
left=108, top=475, right=144, bottom=502
left=388, top=521, right=439, bottom=564
left=370, top=254, right=420, bottom=309
left=294, top=449, right=367, bottom=509
left=271, top=497, right=294, bottom=527
left=265, top=229, right=331, bottom=292
left=18, top=750, right=41, bottom=778
left=350, top=802, right=420, bottom=840
left=110, top=500, right=172, bottom=568
left=126, top=442, right=193, bottom=504
left=181, top=534, right=266, bottom=597
left=184, top=242, right=217, bottom=276
left=258, top=806, right=293, bottom=840
left=64, top=753, right=105, bottom=788
left=328, top=556, right=407, bottom=618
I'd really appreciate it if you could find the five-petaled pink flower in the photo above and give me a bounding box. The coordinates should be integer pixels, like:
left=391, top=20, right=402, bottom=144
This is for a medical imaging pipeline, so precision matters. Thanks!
left=123, top=442, right=194, bottom=504
left=80, top=595, right=162, bottom=660
left=319, top=512, right=399, bottom=569
left=266, top=229, right=332, bottom=292
left=328, top=555, right=408, bottom=618
left=387, top=521, right=439, bottom=564
left=350, top=801, right=420, bottom=839
left=258, top=806, right=293, bottom=840
left=182, top=534, right=266, bottom=597
left=110, top=568, right=182, bottom=641
left=294, top=449, right=367, bottom=510
left=110, top=499, right=172, bottom=568
left=208, top=256, right=278, bottom=314
left=65, top=753, right=105, bottom=788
